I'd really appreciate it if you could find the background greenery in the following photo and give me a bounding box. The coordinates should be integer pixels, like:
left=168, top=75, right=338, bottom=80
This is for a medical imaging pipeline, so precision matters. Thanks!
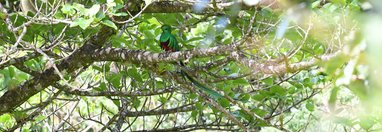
left=0, top=0, right=379, bottom=131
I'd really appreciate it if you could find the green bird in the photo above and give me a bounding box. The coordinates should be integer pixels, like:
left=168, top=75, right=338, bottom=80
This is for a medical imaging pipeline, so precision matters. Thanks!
left=159, top=25, right=223, bottom=99
left=159, top=25, right=180, bottom=52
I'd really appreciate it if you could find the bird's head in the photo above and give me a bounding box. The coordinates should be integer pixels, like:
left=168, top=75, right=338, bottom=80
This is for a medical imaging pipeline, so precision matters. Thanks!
left=161, top=25, right=172, bottom=32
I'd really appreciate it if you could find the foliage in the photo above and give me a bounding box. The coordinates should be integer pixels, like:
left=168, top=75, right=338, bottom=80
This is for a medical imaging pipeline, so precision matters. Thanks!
left=0, top=0, right=378, bottom=131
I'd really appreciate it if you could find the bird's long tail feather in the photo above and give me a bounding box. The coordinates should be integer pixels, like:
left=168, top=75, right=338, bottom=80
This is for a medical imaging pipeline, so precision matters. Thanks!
left=179, top=61, right=223, bottom=99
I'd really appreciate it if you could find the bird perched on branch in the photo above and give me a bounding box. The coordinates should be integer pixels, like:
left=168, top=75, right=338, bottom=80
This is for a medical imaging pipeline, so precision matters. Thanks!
left=159, top=24, right=223, bottom=99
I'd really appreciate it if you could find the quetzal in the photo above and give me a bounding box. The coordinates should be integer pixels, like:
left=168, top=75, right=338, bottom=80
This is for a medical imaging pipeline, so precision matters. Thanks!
left=159, top=25, right=223, bottom=99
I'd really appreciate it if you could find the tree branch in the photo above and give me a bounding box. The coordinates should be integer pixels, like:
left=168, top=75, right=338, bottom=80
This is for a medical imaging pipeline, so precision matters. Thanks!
left=0, top=41, right=340, bottom=116
left=0, top=26, right=115, bottom=115
left=124, top=104, right=195, bottom=117
left=132, top=123, right=237, bottom=132
left=6, top=90, right=62, bottom=132
left=56, top=84, right=178, bottom=97
left=141, top=0, right=279, bottom=14
left=230, top=50, right=340, bottom=74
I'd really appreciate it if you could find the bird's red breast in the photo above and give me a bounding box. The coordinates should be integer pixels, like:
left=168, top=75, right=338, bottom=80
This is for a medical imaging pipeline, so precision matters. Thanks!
left=160, top=41, right=176, bottom=52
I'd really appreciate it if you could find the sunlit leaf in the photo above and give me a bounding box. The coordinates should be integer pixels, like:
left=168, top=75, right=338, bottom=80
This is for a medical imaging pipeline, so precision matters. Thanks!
left=305, top=100, right=315, bottom=112
left=329, top=87, right=339, bottom=111
left=86, top=4, right=100, bottom=16
left=252, top=94, right=265, bottom=101
left=101, top=19, right=118, bottom=30
left=61, top=4, right=75, bottom=15
left=106, top=73, right=122, bottom=88
left=127, top=67, right=143, bottom=82
left=71, top=18, right=94, bottom=29
left=218, top=98, right=230, bottom=108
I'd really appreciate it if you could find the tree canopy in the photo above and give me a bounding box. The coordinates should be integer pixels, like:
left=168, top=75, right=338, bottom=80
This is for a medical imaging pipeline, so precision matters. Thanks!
left=0, top=0, right=380, bottom=131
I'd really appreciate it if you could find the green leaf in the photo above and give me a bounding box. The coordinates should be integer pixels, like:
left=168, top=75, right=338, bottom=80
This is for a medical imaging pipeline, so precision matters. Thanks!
left=110, top=35, right=131, bottom=48
left=143, top=30, right=155, bottom=39
left=196, top=102, right=204, bottom=110
left=99, top=97, right=118, bottom=114
left=0, top=11, right=6, bottom=19
left=287, top=86, right=298, bottom=94
left=348, top=79, right=367, bottom=100
left=305, top=100, right=315, bottom=112
left=8, top=79, right=19, bottom=90
left=86, top=4, right=100, bottom=16
left=303, top=78, right=313, bottom=88
left=73, top=3, right=86, bottom=15
left=92, top=65, right=102, bottom=71
left=218, top=98, right=230, bottom=108
left=233, top=78, right=249, bottom=85
left=324, top=3, right=340, bottom=12
left=289, top=81, right=304, bottom=89
left=328, top=87, right=339, bottom=110
left=95, top=12, right=106, bottom=22
left=127, top=68, right=143, bottom=82
left=223, top=37, right=233, bottom=45
left=257, top=120, right=269, bottom=127
left=262, top=77, right=274, bottom=85
left=106, top=73, right=122, bottom=88
left=239, top=110, right=253, bottom=121
left=155, top=80, right=164, bottom=88
left=17, top=72, right=29, bottom=81
left=133, top=98, right=141, bottom=108
left=113, top=12, right=128, bottom=16
left=270, top=85, right=286, bottom=96
left=252, top=108, right=267, bottom=117
left=191, top=110, right=198, bottom=119
left=61, top=4, right=75, bottom=15
left=8, top=66, right=15, bottom=78
left=311, top=1, right=321, bottom=8
left=0, top=113, right=12, bottom=122
left=115, top=0, right=124, bottom=4
left=221, top=85, right=231, bottom=93
left=189, top=92, right=198, bottom=99
left=112, top=100, right=120, bottom=107
left=334, top=116, right=354, bottom=126
left=239, top=93, right=250, bottom=102
left=252, top=94, right=265, bottom=101
left=159, top=97, right=167, bottom=103
left=101, top=20, right=118, bottom=30
left=34, top=115, right=45, bottom=122
left=359, top=116, right=375, bottom=130
left=95, top=82, right=107, bottom=91
left=12, top=111, right=28, bottom=121
left=71, top=18, right=94, bottom=29
left=0, top=113, right=14, bottom=128
left=331, top=0, right=346, bottom=5
left=185, top=37, right=203, bottom=43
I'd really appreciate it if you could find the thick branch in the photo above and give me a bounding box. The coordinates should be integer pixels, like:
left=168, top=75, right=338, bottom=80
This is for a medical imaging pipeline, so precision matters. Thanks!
left=0, top=27, right=114, bottom=115
left=132, top=123, right=236, bottom=132
left=0, top=41, right=340, bottom=115
left=57, top=84, right=178, bottom=97
left=0, top=52, right=39, bottom=70
left=142, top=1, right=279, bottom=14
left=125, top=105, right=195, bottom=117
left=230, top=51, right=340, bottom=74
left=6, top=90, right=62, bottom=132
left=143, top=1, right=250, bottom=14
left=91, top=44, right=234, bottom=63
